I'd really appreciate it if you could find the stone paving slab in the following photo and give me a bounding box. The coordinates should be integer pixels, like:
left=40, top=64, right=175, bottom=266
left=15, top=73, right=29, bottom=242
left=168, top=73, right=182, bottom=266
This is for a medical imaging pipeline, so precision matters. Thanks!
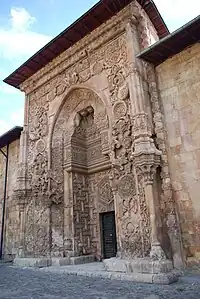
left=1, top=263, right=200, bottom=299
left=37, top=262, right=178, bottom=284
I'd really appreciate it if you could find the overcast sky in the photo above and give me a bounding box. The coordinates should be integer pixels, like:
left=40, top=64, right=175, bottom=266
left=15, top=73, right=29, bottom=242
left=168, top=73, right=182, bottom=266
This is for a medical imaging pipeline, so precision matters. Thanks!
left=0, top=0, right=199, bottom=135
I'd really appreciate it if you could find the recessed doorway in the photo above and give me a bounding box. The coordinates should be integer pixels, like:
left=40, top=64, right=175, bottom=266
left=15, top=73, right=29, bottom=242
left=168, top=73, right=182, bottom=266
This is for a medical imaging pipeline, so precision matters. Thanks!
left=101, top=211, right=117, bottom=259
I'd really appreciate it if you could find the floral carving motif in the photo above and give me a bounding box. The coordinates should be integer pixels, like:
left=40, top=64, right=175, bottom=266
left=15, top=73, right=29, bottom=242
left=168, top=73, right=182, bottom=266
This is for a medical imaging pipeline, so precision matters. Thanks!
left=31, top=152, right=48, bottom=198
left=118, top=174, right=136, bottom=199
left=98, top=176, right=114, bottom=213
left=35, top=139, right=46, bottom=153
left=29, top=106, right=48, bottom=141
left=111, top=117, right=132, bottom=170
left=118, top=83, right=129, bottom=101
left=113, top=101, right=127, bottom=119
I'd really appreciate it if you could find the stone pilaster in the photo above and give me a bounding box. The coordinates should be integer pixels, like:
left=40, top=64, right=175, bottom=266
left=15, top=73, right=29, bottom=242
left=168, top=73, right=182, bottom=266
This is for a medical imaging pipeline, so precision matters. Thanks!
left=14, top=95, right=32, bottom=257
left=63, top=170, right=74, bottom=257
left=134, top=152, right=166, bottom=261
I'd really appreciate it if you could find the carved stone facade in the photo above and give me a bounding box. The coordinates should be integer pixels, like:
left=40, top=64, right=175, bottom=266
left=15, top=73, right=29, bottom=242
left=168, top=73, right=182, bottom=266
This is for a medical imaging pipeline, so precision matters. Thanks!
left=5, top=0, right=198, bottom=275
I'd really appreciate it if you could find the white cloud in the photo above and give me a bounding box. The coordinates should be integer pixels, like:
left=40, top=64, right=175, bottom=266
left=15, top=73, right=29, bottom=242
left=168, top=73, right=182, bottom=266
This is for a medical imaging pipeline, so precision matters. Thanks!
left=10, top=7, right=36, bottom=32
left=154, top=0, right=200, bottom=31
left=0, top=120, right=10, bottom=135
left=0, top=107, right=24, bottom=136
left=0, top=83, right=21, bottom=95
left=0, top=7, right=52, bottom=61
left=10, top=107, right=24, bottom=125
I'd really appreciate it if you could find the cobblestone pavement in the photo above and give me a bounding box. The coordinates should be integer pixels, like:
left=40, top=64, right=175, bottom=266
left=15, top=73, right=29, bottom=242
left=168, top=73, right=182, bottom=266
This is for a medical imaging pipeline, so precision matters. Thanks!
left=0, top=264, right=200, bottom=299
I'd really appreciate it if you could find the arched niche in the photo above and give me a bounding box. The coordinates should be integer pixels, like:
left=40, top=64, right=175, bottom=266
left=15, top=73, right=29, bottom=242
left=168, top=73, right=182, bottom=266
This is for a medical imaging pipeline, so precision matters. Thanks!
left=49, top=88, right=115, bottom=258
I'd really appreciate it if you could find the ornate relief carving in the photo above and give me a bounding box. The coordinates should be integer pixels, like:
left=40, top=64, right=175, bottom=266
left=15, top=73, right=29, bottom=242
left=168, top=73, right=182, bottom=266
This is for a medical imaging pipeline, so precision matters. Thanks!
left=49, top=88, right=110, bottom=258
left=29, top=106, right=48, bottom=141
left=118, top=174, right=143, bottom=258
left=35, top=139, right=46, bottom=153
left=73, top=172, right=91, bottom=255
left=97, top=175, right=114, bottom=213
left=91, top=61, right=104, bottom=76
left=25, top=200, right=35, bottom=255
left=30, top=152, right=48, bottom=198
left=51, top=203, right=64, bottom=256
left=111, top=116, right=132, bottom=170
left=118, top=174, right=136, bottom=198
left=14, top=0, right=173, bottom=264
left=113, top=101, right=127, bottom=119
left=34, top=201, right=50, bottom=256
left=138, top=179, right=151, bottom=256
left=118, top=83, right=129, bottom=101
left=50, top=137, right=64, bottom=204
left=20, top=5, right=133, bottom=94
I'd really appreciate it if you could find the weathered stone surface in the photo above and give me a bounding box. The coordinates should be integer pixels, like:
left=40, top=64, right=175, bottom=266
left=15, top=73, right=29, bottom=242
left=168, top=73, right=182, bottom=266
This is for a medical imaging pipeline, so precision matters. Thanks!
left=103, top=258, right=130, bottom=273
left=0, top=139, right=21, bottom=256
left=3, top=263, right=200, bottom=299
left=103, top=258, right=173, bottom=274
left=37, top=261, right=179, bottom=284
left=157, top=43, right=200, bottom=265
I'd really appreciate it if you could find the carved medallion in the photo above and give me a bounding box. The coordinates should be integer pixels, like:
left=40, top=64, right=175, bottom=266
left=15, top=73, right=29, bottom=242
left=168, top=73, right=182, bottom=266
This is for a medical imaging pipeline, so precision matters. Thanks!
left=118, top=84, right=129, bottom=101
left=56, top=83, right=67, bottom=96
left=36, top=139, right=46, bottom=153
left=118, top=174, right=136, bottom=198
left=91, top=61, right=104, bottom=76
left=113, top=101, right=127, bottom=119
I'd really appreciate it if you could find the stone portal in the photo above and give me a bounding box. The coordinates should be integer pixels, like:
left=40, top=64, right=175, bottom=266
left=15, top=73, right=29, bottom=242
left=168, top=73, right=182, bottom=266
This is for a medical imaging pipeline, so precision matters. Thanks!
left=49, top=89, right=115, bottom=262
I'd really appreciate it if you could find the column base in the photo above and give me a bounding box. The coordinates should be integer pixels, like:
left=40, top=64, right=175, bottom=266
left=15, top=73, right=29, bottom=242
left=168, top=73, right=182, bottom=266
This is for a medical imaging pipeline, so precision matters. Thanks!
left=150, top=243, right=166, bottom=261
left=103, top=257, right=179, bottom=284
left=14, top=255, right=96, bottom=268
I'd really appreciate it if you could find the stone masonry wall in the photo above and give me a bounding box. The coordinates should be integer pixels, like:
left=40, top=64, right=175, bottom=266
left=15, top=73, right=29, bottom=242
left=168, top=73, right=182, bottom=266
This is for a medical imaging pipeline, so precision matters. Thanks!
left=0, top=139, right=20, bottom=256
left=157, top=43, right=200, bottom=264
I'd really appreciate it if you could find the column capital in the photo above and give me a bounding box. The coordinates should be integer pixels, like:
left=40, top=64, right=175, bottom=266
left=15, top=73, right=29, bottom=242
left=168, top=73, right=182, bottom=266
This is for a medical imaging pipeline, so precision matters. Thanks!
left=134, top=152, right=161, bottom=185
left=13, top=189, right=31, bottom=211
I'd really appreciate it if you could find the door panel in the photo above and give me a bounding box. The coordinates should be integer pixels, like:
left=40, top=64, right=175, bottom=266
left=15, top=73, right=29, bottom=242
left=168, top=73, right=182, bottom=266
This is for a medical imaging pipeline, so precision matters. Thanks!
left=101, top=211, right=117, bottom=259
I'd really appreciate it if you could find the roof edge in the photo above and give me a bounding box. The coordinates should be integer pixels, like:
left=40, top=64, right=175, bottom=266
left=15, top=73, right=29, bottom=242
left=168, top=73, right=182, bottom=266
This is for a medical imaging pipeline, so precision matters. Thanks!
left=3, top=0, right=169, bottom=89
left=0, top=126, right=23, bottom=148
left=137, top=15, right=200, bottom=65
